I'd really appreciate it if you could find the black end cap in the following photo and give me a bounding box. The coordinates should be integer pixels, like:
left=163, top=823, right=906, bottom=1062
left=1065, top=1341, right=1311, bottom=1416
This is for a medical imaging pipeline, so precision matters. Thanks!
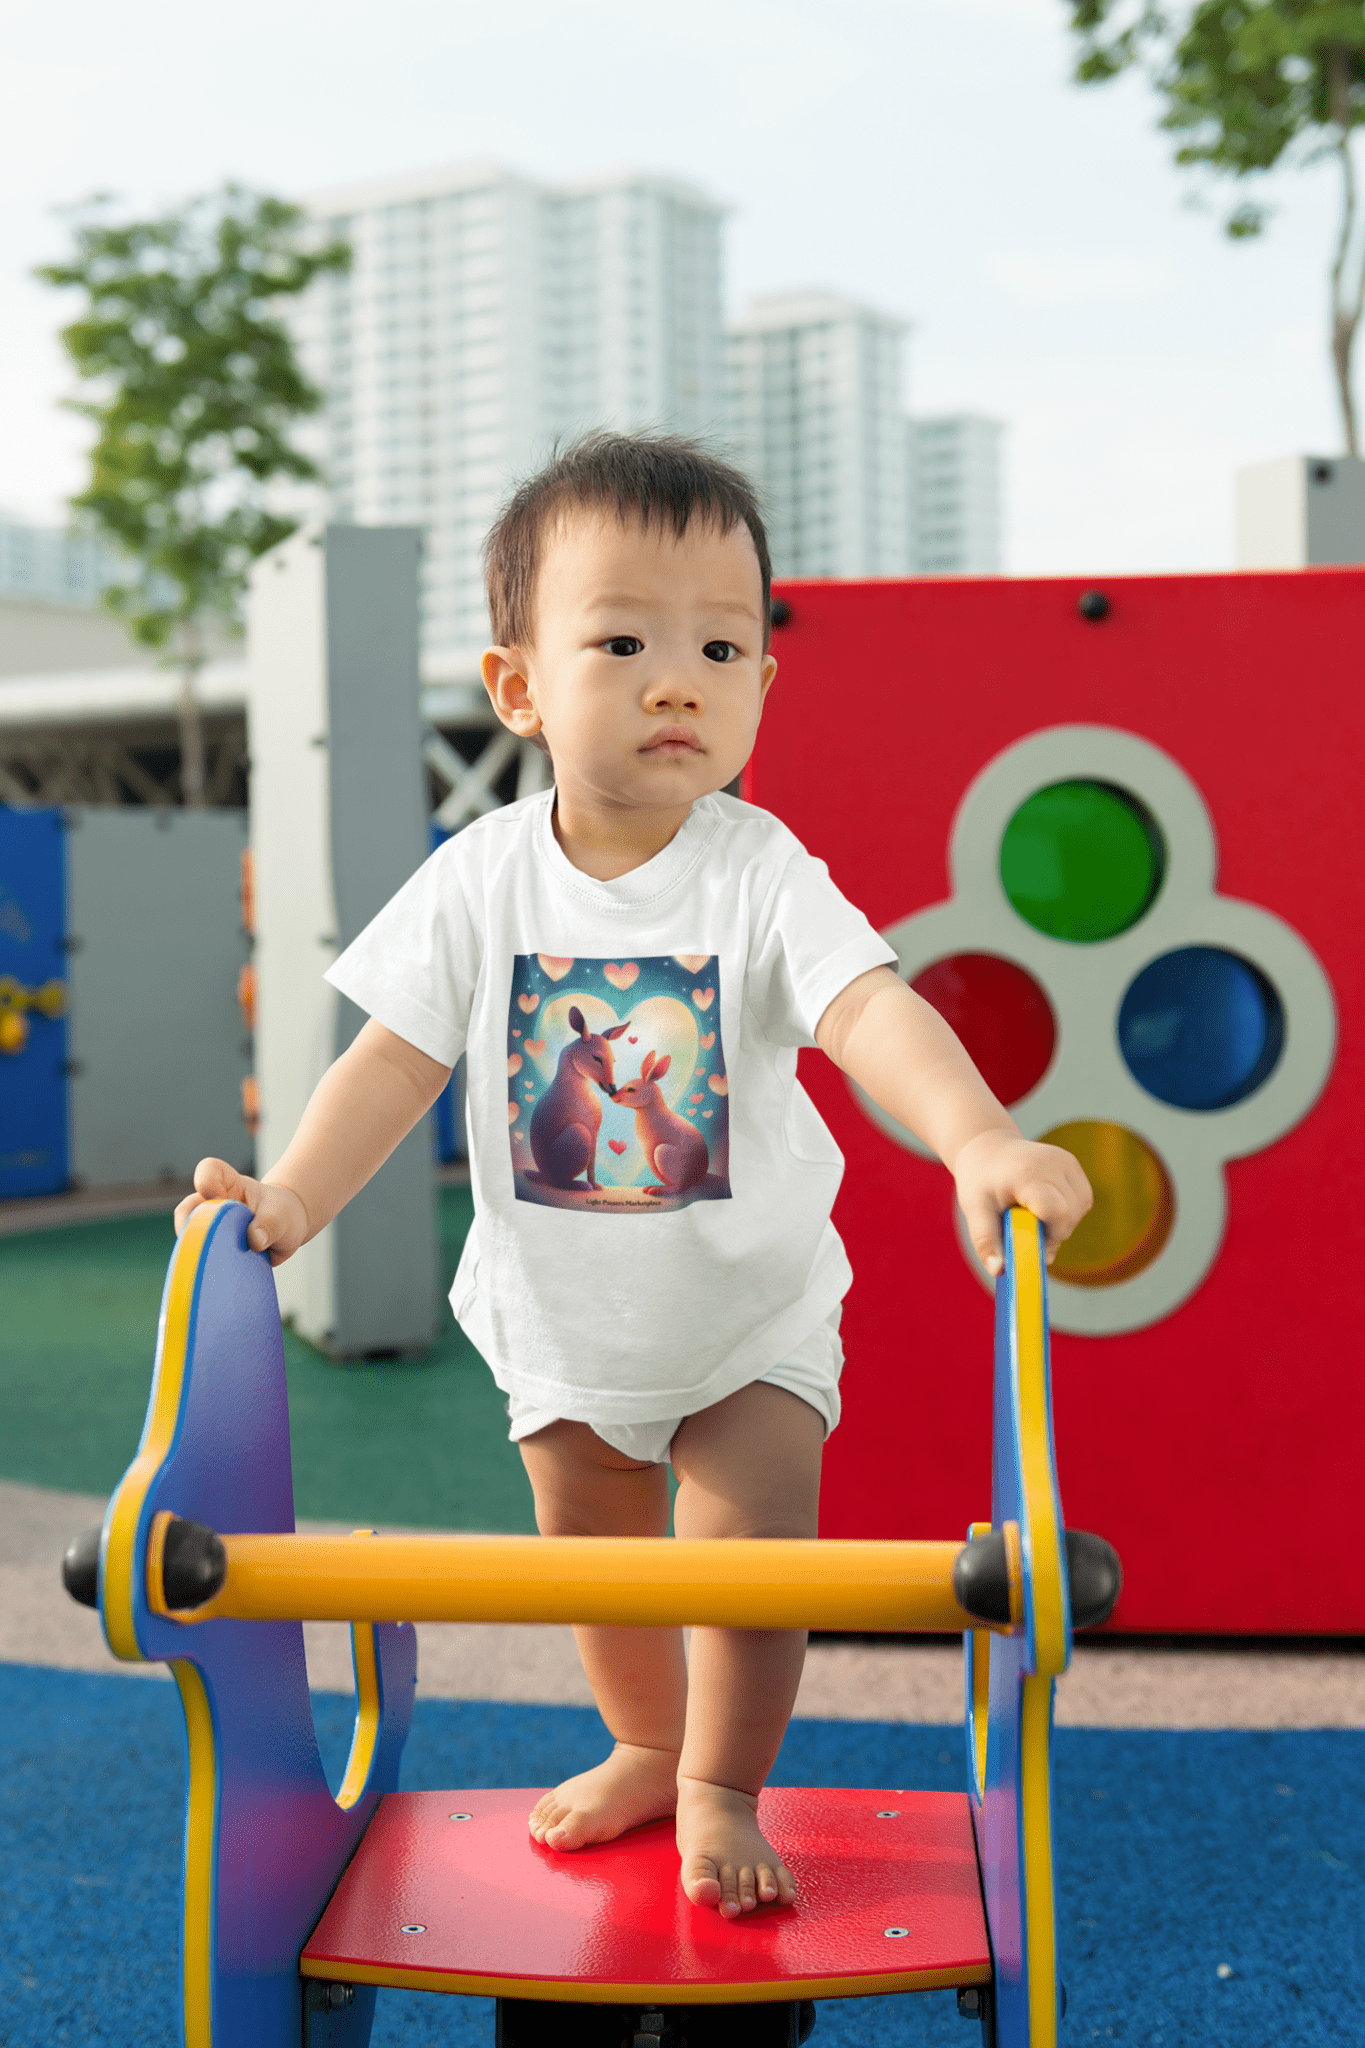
left=62, top=1524, right=102, bottom=1608
left=770, top=598, right=792, bottom=628
left=1077, top=588, right=1110, bottom=622
left=1066, top=1528, right=1122, bottom=1629
left=162, top=1517, right=228, bottom=1611
left=953, top=1531, right=1011, bottom=1625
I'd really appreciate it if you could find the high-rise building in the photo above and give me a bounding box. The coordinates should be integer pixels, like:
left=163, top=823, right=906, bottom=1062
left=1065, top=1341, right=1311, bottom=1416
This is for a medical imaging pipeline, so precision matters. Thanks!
left=725, top=292, right=911, bottom=579
left=907, top=415, right=1004, bottom=576
left=295, top=163, right=727, bottom=675
left=0, top=513, right=121, bottom=608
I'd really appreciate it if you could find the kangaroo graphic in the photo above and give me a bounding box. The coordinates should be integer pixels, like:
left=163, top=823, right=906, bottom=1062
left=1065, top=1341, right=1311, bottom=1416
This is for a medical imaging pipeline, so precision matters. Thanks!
left=529, top=1005, right=631, bottom=1190
left=610, top=1049, right=710, bottom=1197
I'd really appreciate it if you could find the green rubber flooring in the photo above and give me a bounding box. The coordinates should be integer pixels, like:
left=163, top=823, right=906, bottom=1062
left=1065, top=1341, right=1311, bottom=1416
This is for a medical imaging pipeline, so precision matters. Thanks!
left=0, top=1187, right=537, bottom=1532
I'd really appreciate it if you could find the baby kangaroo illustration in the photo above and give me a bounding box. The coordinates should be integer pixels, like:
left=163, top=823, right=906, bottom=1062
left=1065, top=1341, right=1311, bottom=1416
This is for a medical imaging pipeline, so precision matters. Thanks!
left=530, top=1005, right=631, bottom=1190
left=611, top=1050, right=710, bottom=1197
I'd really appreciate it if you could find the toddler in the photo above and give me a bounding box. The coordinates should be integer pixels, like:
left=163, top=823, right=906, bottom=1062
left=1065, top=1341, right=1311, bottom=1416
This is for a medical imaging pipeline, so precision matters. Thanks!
left=178, top=432, right=1091, bottom=1922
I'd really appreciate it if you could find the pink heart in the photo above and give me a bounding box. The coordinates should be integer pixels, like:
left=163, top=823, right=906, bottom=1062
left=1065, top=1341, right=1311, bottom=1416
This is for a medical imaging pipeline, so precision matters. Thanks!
left=628, top=1035, right=638, bottom=1044
left=507, top=1054, right=522, bottom=1077
left=689, top=1094, right=703, bottom=1103
left=512, top=1029, right=522, bottom=1038
left=708, top=1074, right=728, bottom=1096
left=604, top=961, right=639, bottom=991
left=538, top=954, right=573, bottom=981
left=524, top=1038, right=546, bottom=1058
left=507, top=1102, right=519, bottom=1124
left=673, top=953, right=710, bottom=973
left=692, top=988, right=714, bottom=1011
left=608, top=1139, right=627, bottom=1156
left=700, top=1032, right=715, bottom=1050
left=702, top=1110, right=713, bottom=1119
left=518, top=993, right=539, bottom=1014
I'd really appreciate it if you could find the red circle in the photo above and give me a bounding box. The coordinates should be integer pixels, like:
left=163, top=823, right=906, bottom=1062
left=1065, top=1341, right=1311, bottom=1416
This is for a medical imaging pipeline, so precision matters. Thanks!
left=909, top=953, right=1057, bottom=1106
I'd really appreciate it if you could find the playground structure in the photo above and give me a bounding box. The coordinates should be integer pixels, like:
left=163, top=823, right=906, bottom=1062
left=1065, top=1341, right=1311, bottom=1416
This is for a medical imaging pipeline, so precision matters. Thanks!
left=749, top=568, right=1358, bottom=1633
left=64, top=1197, right=1119, bottom=2048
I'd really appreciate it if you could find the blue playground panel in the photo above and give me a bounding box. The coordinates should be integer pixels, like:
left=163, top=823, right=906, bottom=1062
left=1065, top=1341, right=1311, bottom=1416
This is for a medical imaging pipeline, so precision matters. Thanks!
left=0, top=805, right=69, bottom=1197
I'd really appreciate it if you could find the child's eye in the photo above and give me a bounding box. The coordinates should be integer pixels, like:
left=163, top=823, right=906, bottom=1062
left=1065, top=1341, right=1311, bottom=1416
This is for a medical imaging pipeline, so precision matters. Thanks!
left=702, top=641, right=738, bottom=664
left=602, top=636, right=643, bottom=658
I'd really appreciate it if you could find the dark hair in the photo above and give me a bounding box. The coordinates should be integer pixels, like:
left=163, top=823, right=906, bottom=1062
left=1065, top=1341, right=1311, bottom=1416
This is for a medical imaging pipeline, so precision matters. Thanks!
left=483, top=430, right=772, bottom=649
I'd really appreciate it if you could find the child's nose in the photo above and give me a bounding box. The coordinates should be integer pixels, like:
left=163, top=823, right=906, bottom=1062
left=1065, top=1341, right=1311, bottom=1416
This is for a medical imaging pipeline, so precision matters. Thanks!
left=644, top=668, right=702, bottom=712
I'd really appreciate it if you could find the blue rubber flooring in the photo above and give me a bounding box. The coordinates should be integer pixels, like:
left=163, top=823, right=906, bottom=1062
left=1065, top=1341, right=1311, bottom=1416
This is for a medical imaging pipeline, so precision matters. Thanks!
left=2, top=1663, right=1361, bottom=2046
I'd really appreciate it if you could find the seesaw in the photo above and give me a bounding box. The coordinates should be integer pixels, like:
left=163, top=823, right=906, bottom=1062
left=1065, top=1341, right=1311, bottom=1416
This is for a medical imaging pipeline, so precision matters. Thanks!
left=63, top=1200, right=1120, bottom=2048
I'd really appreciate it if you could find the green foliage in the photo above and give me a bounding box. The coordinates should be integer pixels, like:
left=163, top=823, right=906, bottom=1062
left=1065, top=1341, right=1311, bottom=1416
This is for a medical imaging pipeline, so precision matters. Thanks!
left=37, top=187, right=350, bottom=652
left=1066, top=4, right=1365, bottom=234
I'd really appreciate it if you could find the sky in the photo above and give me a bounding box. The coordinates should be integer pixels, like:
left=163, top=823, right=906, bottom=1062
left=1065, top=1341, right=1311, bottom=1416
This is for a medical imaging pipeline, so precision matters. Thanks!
left=0, top=0, right=1346, bottom=576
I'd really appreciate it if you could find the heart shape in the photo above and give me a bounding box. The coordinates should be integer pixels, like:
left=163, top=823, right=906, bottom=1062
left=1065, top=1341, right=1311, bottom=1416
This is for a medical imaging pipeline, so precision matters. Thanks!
left=708, top=1073, right=728, bottom=1096
left=507, top=1102, right=519, bottom=1124
left=604, top=961, right=639, bottom=991
left=692, top=988, right=714, bottom=1011
left=608, top=1139, right=627, bottom=1156
left=538, top=954, right=573, bottom=981
left=702, top=1110, right=713, bottom=1118
left=674, top=953, right=710, bottom=974
left=507, top=1054, right=522, bottom=1077
left=512, top=1029, right=522, bottom=1038
left=628, top=1035, right=638, bottom=1044
left=524, top=1038, right=546, bottom=1058
left=518, top=993, right=539, bottom=1014
left=700, top=1032, right=715, bottom=1050
left=689, top=1093, right=703, bottom=1104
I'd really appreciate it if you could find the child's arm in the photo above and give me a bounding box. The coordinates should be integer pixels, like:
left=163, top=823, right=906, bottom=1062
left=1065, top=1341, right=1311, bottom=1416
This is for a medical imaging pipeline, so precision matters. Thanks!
left=174, top=1020, right=453, bottom=1265
left=816, top=966, right=1091, bottom=1276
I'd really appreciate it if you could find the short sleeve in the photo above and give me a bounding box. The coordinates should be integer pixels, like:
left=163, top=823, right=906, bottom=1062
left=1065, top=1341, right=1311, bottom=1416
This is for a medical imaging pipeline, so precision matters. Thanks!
left=746, top=848, right=898, bottom=1048
left=325, top=840, right=480, bottom=1067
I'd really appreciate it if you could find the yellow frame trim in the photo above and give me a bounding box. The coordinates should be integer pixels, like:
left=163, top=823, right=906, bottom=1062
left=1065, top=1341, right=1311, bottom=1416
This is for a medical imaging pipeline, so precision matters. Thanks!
left=1008, top=1210, right=1067, bottom=1677
left=103, top=1201, right=223, bottom=1661
left=1020, top=1671, right=1058, bottom=2048
left=297, top=1960, right=991, bottom=2002
left=173, top=1659, right=217, bottom=2048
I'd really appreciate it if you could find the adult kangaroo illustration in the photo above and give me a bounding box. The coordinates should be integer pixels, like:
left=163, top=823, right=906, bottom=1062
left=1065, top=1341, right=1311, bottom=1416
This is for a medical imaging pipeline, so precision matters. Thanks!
left=530, top=1005, right=631, bottom=1190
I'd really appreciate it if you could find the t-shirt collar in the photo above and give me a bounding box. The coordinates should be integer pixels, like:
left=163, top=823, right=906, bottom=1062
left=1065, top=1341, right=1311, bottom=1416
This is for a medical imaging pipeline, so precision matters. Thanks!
left=534, top=789, right=719, bottom=911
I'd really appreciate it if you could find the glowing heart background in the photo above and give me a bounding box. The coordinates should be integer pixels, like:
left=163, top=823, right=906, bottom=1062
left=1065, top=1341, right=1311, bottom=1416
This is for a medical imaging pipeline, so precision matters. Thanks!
left=506, top=952, right=731, bottom=1212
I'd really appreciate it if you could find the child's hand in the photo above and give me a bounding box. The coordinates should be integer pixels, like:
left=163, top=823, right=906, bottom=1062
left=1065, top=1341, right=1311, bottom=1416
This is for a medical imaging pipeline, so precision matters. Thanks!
left=952, top=1129, right=1093, bottom=1279
left=173, top=1158, right=310, bottom=1267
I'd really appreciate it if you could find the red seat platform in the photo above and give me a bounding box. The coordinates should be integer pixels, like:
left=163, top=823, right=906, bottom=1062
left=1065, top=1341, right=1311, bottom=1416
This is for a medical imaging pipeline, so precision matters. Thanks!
left=301, top=1786, right=991, bottom=2005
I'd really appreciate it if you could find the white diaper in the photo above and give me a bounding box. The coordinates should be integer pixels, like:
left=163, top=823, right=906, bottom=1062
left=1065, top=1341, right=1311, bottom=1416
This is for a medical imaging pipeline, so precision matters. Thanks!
left=505, top=1308, right=844, bottom=1466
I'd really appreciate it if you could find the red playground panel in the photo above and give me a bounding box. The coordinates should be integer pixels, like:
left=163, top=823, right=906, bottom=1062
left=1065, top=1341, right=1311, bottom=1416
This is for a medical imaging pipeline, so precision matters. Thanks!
left=749, top=570, right=1364, bottom=1634
left=302, top=1787, right=990, bottom=2002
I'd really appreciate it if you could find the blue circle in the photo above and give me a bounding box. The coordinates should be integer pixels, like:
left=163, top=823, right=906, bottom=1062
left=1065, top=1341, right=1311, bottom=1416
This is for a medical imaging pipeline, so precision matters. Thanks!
left=1118, top=947, right=1284, bottom=1110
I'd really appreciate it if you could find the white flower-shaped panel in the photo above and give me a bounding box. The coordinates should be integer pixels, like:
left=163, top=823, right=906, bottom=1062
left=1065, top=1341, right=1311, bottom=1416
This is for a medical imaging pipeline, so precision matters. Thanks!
left=854, top=726, right=1337, bottom=1335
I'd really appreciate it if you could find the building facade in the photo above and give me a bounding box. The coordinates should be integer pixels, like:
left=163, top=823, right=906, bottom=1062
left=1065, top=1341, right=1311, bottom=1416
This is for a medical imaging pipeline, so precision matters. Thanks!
left=294, top=163, right=727, bottom=675
left=0, top=513, right=122, bottom=609
left=725, top=292, right=911, bottom=580
left=907, top=414, right=1004, bottom=576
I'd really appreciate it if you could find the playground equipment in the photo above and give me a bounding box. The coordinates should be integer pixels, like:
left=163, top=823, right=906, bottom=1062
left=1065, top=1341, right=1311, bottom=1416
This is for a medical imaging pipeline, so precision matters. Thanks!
left=64, top=1198, right=1119, bottom=2047
left=749, top=568, right=1356, bottom=1632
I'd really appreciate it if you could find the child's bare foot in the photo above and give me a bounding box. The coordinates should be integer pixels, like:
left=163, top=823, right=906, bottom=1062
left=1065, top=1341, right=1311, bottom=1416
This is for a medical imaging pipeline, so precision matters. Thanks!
left=528, top=1742, right=680, bottom=1851
left=676, top=1775, right=797, bottom=1917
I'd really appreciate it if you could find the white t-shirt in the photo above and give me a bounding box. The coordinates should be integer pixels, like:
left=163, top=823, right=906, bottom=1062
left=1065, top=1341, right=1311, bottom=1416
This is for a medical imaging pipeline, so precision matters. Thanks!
left=325, top=790, right=896, bottom=1427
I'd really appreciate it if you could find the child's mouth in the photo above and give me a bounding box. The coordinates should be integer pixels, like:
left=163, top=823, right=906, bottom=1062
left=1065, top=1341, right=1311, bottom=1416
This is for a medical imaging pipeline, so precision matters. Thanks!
left=641, top=725, right=703, bottom=755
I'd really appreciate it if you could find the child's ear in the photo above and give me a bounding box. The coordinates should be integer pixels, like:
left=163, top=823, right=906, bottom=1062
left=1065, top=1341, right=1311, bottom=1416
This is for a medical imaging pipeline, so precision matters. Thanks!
left=482, top=646, right=543, bottom=739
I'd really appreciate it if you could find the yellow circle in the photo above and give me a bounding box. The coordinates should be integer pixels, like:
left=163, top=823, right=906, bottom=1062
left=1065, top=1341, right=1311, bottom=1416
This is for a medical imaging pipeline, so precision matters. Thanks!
left=1041, top=1120, right=1173, bottom=1287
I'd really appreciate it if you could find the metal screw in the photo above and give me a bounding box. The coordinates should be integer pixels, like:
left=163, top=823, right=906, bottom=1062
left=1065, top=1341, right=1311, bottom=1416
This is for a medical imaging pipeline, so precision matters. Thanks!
left=875, top=1809, right=900, bottom=1818
left=884, top=1927, right=910, bottom=1939
left=1077, top=589, right=1110, bottom=622
left=322, top=1985, right=354, bottom=2011
left=448, top=1811, right=473, bottom=1821
left=399, top=1923, right=427, bottom=1934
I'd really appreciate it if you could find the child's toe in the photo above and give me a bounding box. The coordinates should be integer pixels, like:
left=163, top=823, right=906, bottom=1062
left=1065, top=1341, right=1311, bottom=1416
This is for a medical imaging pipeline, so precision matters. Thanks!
left=682, top=1854, right=723, bottom=1908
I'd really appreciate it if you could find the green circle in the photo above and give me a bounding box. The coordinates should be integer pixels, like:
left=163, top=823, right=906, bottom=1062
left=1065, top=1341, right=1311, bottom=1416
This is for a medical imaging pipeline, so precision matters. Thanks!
left=1000, top=781, right=1163, bottom=942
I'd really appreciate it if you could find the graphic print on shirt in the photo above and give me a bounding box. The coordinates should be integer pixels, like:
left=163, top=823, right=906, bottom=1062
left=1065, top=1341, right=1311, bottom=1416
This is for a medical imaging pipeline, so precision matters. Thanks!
left=508, top=952, right=731, bottom=1213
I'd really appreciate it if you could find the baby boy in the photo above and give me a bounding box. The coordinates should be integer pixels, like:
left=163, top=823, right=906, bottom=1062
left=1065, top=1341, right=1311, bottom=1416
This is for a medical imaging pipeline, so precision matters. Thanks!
left=178, top=432, right=1091, bottom=1922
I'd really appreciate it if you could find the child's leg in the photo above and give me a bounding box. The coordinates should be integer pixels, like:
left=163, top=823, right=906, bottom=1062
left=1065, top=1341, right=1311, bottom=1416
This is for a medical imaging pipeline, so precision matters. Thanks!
left=671, top=1382, right=824, bottom=1918
left=518, top=1419, right=688, bottom=1849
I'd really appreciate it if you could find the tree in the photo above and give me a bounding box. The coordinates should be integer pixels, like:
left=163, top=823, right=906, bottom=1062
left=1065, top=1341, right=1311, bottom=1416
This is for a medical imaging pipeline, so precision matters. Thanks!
left=38, top=188, right=350, bottom=804
left=1067, top=3, right=1365, bottom=453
